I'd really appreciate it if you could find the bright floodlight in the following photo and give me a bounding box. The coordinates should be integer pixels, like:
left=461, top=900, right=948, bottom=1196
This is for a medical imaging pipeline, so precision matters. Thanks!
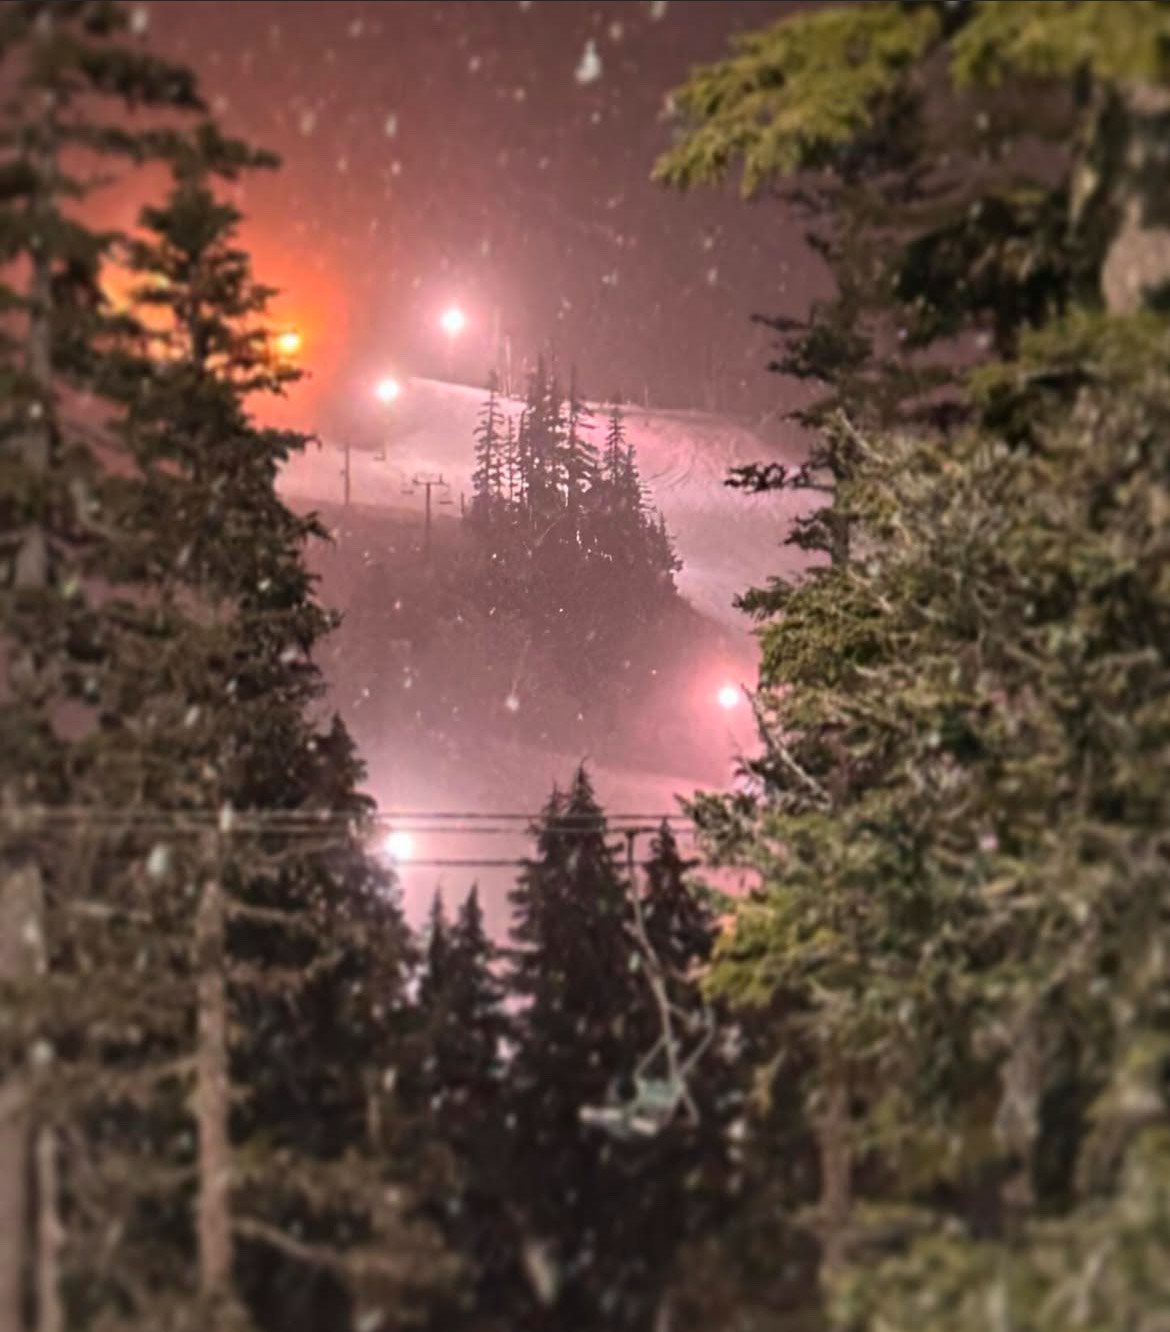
left=375, top=376, right=401, bottom=403
left=275, top=329, right=302, bottom=357
left=440, top=305, right=466, bottom=338
left=717, top=684, right=741, bottom=711
left=384, top=830, right=414, bottom=862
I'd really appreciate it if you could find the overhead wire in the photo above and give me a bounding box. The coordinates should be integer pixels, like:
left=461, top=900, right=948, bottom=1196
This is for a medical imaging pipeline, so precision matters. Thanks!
left=0, top=806, right=703, bottom=872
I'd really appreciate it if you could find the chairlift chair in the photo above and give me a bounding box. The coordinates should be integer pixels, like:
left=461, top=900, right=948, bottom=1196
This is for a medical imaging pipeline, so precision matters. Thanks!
left=579, top=1015, right=715, bottom=1141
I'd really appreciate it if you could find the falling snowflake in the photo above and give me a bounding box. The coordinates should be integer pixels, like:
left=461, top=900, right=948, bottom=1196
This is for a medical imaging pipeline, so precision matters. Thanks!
left=706, top=266, right=719, bottom=286
left=348, top=17, right=365, bottom=37
left=608, top=20, right=624, bottom=41
left=521, top=1239, right=560, bottom=1307
left=575, top=39, right=602, bottom=85
left=468, top=53, right=482, bottom=73
left=505, top=693, right=521, bottom=713
left=146, top=844, right=170, bottom=880
left=299, top=108, right=317, bottom=135
left=383, top=112, right=399, bottom=138
left=650, top=0, right=669, bottom=18
left=130, top=4, right=150, bottom=34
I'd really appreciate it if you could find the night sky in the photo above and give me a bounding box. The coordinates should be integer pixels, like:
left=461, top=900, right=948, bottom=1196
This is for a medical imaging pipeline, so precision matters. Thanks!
left=118, top=1, right=814, bottom=428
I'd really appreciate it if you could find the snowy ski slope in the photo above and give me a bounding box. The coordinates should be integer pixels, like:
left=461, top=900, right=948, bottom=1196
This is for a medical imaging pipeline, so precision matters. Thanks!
left=277, top=377, right=809, bottom=630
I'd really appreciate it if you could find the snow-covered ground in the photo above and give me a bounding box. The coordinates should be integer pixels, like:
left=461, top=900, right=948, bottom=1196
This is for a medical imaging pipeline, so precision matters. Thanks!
left=278, top=376, right=808, bottom=631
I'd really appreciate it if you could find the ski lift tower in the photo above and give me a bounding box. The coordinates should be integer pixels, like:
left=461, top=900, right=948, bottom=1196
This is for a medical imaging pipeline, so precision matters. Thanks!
left=405, top=472, right=453, bottom=562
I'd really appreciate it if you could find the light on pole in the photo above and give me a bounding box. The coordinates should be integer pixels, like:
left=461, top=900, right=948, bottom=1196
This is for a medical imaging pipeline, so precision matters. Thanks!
left=439, top=305, right=466, bottom=378
left=384, top=830, right=414, bottom=862
left=440, top=305, right=466, bottom=338
left=375, top=375, right=401, bottom=404
left=274, top=329, right=303, bottom=359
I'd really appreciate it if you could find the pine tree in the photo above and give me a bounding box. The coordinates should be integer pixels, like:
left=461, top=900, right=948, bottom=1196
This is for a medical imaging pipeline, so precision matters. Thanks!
left=470, top=373, right=505, bottom=527
left=501, top=416, right=520, bottom=510
left=647, top=510, right=681, bottom=586
left=0, top=4, right=200, bottom=1325
left=413, top=887, right=511, bottom=1325
left=504, top=769, right=641, bottom=1327
left=25, top=119, right=453, bottom=1330
left=446, top=887, right=506, bottom=1106
left=562, top=368, right=597, bottom=543
left=615, top=825, right=746, bottom=1332
left=601, top=402, right=627, bottom=490
left=666, top=4, right=1170, bottom=1327
left=515, top=357, right=568, bottom=537
left=652, top=0, right=1124, bottom=571
left=640, top=824, right=711, bottom=986
left=417, top=892, right=453, bottom=1027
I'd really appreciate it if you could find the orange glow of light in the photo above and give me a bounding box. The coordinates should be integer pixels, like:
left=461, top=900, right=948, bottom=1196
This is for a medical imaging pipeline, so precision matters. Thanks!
left=275, top=329, right=303, bottom=357
left=245, top=240, right=349, bottom=428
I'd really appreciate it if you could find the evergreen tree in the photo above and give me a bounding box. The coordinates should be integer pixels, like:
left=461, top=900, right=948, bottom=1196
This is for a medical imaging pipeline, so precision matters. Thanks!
left=13, top=118, right=453, bottom=1331
left=665, top=4, right=1170, bottom=1327
left=414, top=887, right=512, bottom=1328
left=501, top=416, right=520, bottom=509
left=562, top=368, right=597, bottom=543
left=647, top=510, right=681, bottom=587
left=417, top=892, right=453, bottom=1028
left=516, top=357, right=567, bottom=536
left=446, top=887, right=507, bottom=1104
left=0, top=4, right=200, bottom=1325
left=640, top=823, right=711, bottom=986
left=470, top=373, right=505, bottom=527
left=653, top=0, right=1142, bottom=569
left=125, top=123, right=447, bottom=1330
left=614, top=823, right=745, bottom=1331
left=601, top=402, right=627, bottom=490
left=504, top=769, right=641, bottom=1328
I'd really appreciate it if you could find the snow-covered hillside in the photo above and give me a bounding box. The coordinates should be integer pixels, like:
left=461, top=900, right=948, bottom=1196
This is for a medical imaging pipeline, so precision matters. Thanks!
left=277, top=377, right=809, bottom=629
